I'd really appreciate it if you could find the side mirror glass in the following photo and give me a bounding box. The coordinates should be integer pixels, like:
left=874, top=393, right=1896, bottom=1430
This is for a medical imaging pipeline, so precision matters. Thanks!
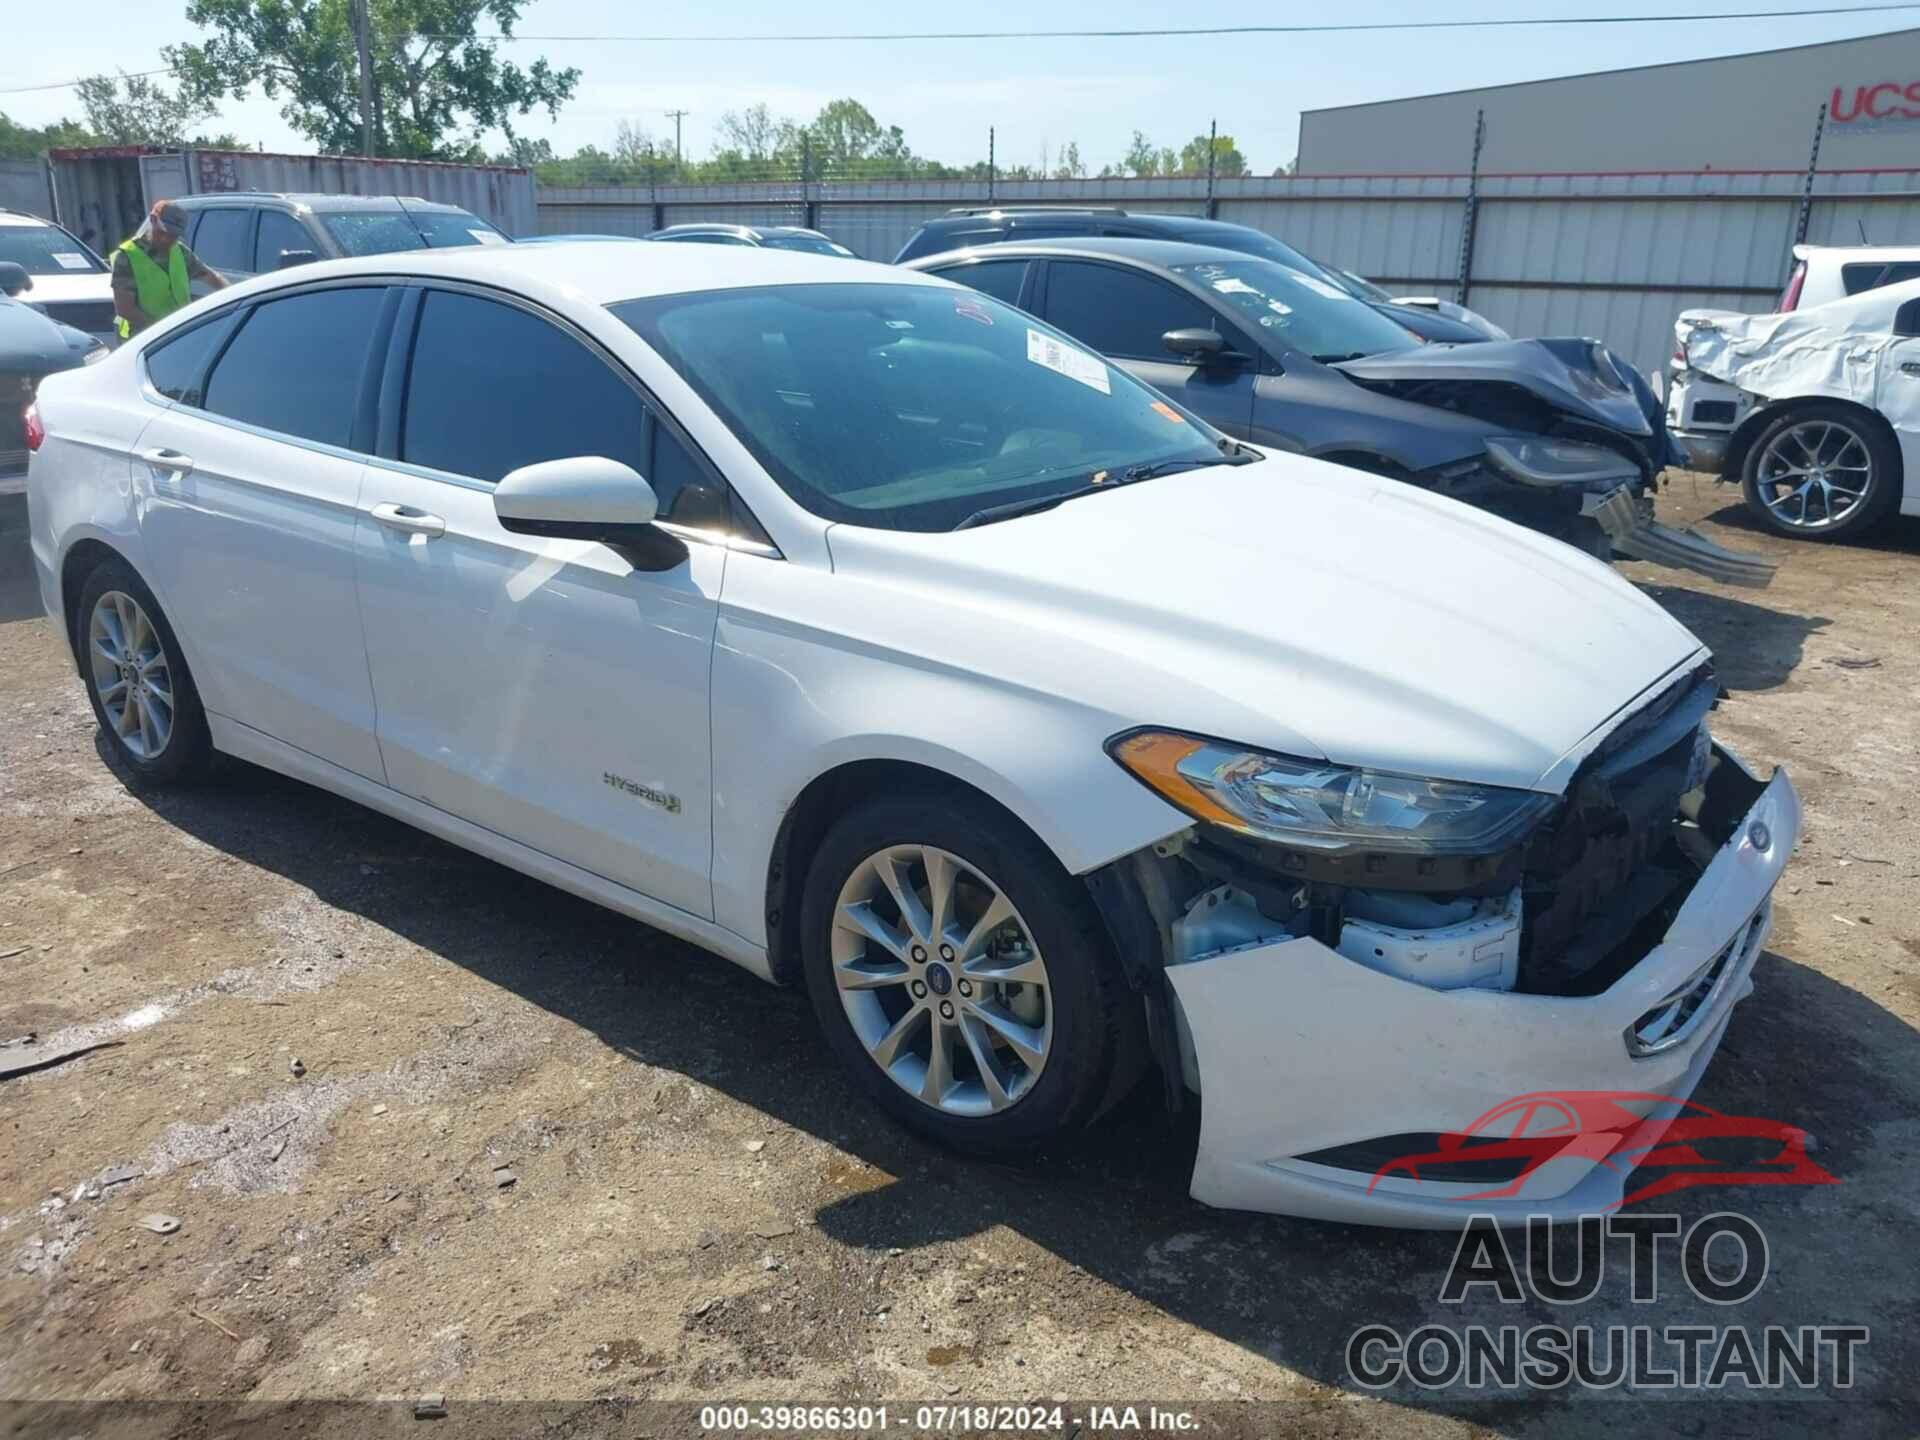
left=276, top=248, right=319, bottom=270
left=493, top=455, right=686, bottom=570
left=0, top=262, right=31, bottom=297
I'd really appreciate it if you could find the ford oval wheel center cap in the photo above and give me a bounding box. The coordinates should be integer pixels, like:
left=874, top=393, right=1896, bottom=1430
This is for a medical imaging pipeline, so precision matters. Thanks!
left=924, top=962, right=953, bottom=996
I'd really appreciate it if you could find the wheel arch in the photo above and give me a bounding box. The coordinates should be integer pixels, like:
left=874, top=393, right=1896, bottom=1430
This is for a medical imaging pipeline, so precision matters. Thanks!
left=1725, top=394, right=1905, bottom=502
left=762, top=758, right=1057, bottom=986
left=58, top=536, right=132, bottom=671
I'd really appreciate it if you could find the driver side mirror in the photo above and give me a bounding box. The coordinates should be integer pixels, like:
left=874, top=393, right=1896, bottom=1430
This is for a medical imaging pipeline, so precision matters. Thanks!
left=0, top=262, right=30, bottom=297
left=493, top=456, right=687, bottom=571
left=276, top=248, right=319, bottom=270
left=1163, top=326, right=1246, bottom=368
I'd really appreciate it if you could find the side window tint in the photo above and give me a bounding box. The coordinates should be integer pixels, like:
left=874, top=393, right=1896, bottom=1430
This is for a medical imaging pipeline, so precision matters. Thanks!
left=1882, top=263, right=1920, bottom=290
left=144, top=312, right=239, bottom=407
left=649, top=420, right=727, bottom=527
left=202, top=288, right=386, bottom=446
left=1840, top=264, right=1886, bottom=297
left=191, top=208, right=253, bottom=272
left=1044, top=262, right=1216, bottom=360
left=255, top=210, right=312, bottom=271
left=939, top=259, right=1028, bottom=307
left=1895, top=297, right=1920, bottom=338
left=401, top=290, right=646, bottom=483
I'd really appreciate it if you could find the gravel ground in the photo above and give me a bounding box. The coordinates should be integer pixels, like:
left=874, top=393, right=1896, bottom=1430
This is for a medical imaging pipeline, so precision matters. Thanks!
left=0, top=477, right=1916, bottom=1438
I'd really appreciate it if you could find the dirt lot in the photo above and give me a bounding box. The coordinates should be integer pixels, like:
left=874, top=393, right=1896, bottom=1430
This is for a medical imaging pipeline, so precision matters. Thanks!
left=1, top=477, right=1916, bottom=1438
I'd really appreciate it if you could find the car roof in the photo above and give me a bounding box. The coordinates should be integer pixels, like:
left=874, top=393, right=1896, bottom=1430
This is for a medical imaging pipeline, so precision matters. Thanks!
left=175, top=193, right=472, bottom=214
left=1792, top=242, right=1920, bottom=263
left=0, top=210, right=63, bottom=228
left=906, top=235, right=1258, bottom=270
left=209, top=239, right=942, bottom=305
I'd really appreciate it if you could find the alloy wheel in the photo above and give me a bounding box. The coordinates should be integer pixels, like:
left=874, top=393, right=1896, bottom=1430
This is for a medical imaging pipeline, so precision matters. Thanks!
left=88, top=590, right=174, bottom=760
left=1754, top=420, right=1874, bottom=531
left=830, top=844, right=1053, bottom=1117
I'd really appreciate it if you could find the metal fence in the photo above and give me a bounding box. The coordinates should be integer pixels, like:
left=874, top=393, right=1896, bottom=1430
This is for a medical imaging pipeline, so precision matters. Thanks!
left=534, top=166, right=1920, bottom=379
left=0, top=158, right=54, bottom=220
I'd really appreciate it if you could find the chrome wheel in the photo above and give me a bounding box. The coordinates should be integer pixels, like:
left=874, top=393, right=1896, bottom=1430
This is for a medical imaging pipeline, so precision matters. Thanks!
left=830, top=844, right=1052, bottom=1117
left=88, top=590, right=174, bottom=760
left=1754, top=420, right=1874, bottom=530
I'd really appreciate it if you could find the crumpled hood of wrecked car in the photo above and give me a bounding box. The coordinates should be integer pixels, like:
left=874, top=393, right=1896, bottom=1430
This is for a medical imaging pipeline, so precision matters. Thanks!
left=823, top=453, right=1707, bottom=793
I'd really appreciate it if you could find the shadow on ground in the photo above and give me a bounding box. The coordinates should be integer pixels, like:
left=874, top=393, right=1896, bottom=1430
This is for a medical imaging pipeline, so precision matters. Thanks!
left=112, top=750, right=1918, bottom=1434
left=1634, top=581, right=1829, bottom=692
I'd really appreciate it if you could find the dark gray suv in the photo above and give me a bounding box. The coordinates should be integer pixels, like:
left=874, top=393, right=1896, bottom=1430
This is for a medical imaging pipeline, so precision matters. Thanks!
left=170, top=193, right=511, bottom=293
left=911, top=237, right=1771, bottom=584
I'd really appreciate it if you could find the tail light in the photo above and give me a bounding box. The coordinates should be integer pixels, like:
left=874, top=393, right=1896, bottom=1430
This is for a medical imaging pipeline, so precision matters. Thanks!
left=1779, top=261, right=1806, bottom=313
left=23, top=401, right=45, bottom=452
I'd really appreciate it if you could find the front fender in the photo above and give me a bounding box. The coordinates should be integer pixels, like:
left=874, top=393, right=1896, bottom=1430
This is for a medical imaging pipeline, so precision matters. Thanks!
left=707, top=556, right=1189, bottom=950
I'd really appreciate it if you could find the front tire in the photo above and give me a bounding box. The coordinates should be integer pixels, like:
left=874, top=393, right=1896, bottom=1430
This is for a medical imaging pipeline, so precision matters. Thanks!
left=1740, top=403, right=1900, bottom=540
left=800, top=791, right=1139, bottom=1154
left=75, top=559, right=212, bottom=786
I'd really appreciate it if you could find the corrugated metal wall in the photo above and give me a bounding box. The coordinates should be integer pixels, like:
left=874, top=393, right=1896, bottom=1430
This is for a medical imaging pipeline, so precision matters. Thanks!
left=0, top=160, right=54, bottom=221
left=537, top=168, right=1920, bottom=378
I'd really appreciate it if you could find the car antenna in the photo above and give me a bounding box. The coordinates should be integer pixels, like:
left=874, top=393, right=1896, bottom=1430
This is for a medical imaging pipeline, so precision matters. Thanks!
left=1857, top=218, right=1870, bottom=244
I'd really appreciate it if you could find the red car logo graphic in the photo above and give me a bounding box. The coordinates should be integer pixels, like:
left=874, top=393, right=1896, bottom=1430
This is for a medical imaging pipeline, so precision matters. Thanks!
left=1368, top=1090, right=1837, bottom=1209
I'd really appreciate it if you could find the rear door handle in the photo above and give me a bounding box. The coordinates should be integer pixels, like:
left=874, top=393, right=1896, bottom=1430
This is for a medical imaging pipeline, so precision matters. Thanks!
left=369, top=502, right=446, bottom=538
left=137, top=447, right=194, bottom=476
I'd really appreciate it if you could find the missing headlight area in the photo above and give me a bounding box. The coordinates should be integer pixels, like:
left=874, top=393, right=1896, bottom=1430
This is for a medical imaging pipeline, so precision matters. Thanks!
left=1103, top=665, right=1765, bottom=1012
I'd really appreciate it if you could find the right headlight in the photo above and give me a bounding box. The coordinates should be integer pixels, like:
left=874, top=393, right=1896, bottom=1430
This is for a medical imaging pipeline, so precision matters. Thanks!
left=1483, top=435, right=1639, bottom=489
left=1110, top=730, right=1558, bottom=856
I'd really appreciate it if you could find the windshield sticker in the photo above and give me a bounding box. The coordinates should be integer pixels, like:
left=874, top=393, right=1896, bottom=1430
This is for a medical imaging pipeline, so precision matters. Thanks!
left=1026, top=328, right=1110, bottom=394
left=52, top=252, right=93, bottom=270
left=1294, top=273, right=1354, bottom=301
left=953, top=296, right=993, bottom=327
left=1266, top=299, right=1294, bottom=316
left=1150, top=400, right=1187, bottom=423
left=1209, top=276, right=1259, bottom=296
left=884, top=319, right=915, bottom=330
left=469, top=230, right=507, bottom=245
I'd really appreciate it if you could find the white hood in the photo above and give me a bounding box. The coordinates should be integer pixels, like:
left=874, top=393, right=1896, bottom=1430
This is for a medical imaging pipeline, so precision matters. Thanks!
left=824, top=456, right=1706, bottom=794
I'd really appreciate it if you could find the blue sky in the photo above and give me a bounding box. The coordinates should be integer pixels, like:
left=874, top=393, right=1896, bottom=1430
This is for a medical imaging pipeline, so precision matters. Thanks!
left=6, top=0, right=1916, bottom=170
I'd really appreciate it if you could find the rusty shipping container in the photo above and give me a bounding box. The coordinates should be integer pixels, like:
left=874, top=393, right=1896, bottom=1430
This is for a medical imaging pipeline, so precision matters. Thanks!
left=48, top=146, right=536, bottom=257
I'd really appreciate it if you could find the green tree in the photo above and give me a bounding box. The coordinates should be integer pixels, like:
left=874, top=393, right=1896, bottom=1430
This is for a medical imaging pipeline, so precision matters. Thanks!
left=1178, top=132, right=1248, bottom=178
left=1051, top=141, right=1085, bottom=179
left=169, top=0, right=580, bottom=160
left=0, top=112, right=99, bottom=160
left=74, top=71, right=239, bottom=147
left=1122, top=129, right=1157, bottom=177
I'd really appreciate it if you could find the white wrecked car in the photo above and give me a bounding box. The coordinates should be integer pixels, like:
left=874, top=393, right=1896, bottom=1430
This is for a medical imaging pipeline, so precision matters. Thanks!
left=27, top=242, right=1798, bottom=1228
left=1668, top=276, right=1920, bottom=539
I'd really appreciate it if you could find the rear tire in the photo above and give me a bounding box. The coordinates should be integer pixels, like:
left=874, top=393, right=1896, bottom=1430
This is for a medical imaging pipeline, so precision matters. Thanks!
left=800, top=790, right=1140, bottom=1154
left=1740, top=403, right=1900, bottom=541
left=75, top=559, right=212, bottom=787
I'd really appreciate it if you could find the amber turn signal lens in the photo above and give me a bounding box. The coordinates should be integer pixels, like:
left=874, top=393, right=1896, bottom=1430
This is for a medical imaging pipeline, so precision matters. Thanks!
left=1109, top=731, right=1246, bottom=831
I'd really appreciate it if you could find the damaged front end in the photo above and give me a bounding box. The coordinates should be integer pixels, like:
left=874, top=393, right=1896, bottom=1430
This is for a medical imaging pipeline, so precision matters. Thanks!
left=1336, top=338, right=1775, bottom=587
left=1085, top=665, right=1799, bottom=1228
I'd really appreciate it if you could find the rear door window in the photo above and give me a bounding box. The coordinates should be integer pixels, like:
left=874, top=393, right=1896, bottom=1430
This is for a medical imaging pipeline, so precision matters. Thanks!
left=254, top=210, right=313, bottom=271
left=144, top=311, right=241, bottom=407
left=1042, top=261, right=1216, bottom=361
left=201, top=287, right=388, bottom=447
left=190, top=208, right=254, bottom=273
left=934, top=259, right=1030, bottom=307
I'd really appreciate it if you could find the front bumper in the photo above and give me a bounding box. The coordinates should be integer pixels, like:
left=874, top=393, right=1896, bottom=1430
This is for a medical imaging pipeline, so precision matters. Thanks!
left=1590, top=485, right=1775, bottom=588
left=1164, top=759, right=1799, bottom=1229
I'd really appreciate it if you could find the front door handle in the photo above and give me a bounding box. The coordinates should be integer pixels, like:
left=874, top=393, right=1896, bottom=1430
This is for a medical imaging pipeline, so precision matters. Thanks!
left=137, top=447, right=194, bottom=476
left=1902, top=362, right=1920, bottom=378
left=369, top=502, right=446, bottom=538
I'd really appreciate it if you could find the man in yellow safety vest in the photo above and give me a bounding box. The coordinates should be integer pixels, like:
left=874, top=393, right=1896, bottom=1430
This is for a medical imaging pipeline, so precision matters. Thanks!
left=110, top=200, right=229, bottom=341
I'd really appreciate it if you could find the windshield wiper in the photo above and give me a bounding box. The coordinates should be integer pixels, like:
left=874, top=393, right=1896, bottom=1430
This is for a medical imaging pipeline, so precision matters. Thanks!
left=1312, top=351, right=1372, bottom=364
left=955, top=451, right=1252, bottom=530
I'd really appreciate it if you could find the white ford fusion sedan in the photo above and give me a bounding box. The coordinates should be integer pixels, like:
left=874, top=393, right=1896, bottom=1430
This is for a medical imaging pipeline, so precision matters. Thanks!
left=25, top=243, right=1798, bottom=1227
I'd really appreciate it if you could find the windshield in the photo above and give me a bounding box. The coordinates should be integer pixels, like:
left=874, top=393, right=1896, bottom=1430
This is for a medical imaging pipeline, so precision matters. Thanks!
left=0, top=220, right=104, bottom=276
left=320, top=208, right=505, bottom=256
left=613, top=282, right=1229, bottom=531
left=1169, top=258, right=1417, bottom=362
left=1173, top=225, right=1353, bottom=287
left=761, top=232, right=855, bottom=257
left=1337, top=269, right=1397, bottom=304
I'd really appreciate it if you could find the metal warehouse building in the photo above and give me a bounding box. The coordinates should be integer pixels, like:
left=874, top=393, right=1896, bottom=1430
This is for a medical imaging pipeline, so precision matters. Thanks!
left=1297, top=27, right=1920, bottom=174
